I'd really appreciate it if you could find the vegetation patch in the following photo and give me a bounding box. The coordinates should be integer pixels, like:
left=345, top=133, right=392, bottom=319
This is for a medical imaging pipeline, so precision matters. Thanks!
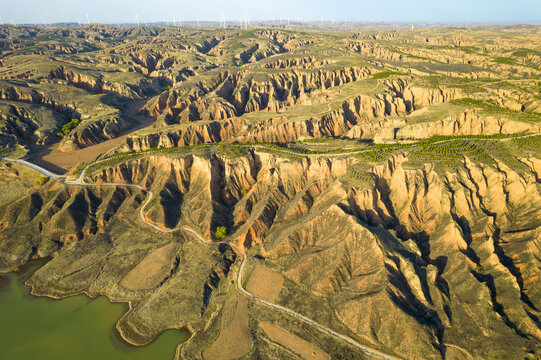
left=57, top=118, right=80, bottom=137
left=215, top=226, right=227, bottom=239
left=372, top=71, right=408, bottom=79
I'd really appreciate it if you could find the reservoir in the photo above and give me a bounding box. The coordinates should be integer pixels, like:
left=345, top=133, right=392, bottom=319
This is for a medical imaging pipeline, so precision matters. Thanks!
left=0, top=261, right=189, bottom=360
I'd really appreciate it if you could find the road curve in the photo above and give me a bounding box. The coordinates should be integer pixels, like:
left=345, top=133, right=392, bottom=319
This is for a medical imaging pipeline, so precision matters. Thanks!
left=0, top=155, right=402, bottom=360
left=1, top=157, right=66, bottom=178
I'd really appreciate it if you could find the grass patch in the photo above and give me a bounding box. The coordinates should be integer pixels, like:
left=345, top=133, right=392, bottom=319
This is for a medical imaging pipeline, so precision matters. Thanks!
left=512, top=49, right=540, bottom=57
left=491, top=57, right=516, bottom=65
left=372, top=71, right=408, bottom=79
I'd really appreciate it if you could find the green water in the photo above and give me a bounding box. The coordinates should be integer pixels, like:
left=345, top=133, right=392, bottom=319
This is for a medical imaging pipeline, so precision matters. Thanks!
left=0, top=262, right=189, bottom=360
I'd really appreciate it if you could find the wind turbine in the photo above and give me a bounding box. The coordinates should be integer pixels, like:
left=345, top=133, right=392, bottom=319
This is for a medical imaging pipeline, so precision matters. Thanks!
left=135, top=14, right=139, bottom=26
left=197, top=17, right=200, bottom=26
left=10, top=18, right=15, bottom=26
left=78, top=18, right=81, bottom=27
left=173, top=16, right=176, bottom=26
left=221, top=14, right=226, bottom=29
left=42, top=17, right=46, bottom=26
left=85, top=12, right=90, bottom=25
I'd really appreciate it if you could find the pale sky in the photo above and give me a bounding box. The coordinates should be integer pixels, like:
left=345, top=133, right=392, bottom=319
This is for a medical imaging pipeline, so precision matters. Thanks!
left=1, top=0, right=540, bottom=25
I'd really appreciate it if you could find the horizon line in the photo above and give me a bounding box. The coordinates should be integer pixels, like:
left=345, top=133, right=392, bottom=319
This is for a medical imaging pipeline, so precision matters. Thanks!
left=1, top=21, right=541, bottom=27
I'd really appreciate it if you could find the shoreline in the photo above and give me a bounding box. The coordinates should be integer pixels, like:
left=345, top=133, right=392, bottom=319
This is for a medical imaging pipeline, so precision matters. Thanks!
left=6, top=256, right=192, bottom=349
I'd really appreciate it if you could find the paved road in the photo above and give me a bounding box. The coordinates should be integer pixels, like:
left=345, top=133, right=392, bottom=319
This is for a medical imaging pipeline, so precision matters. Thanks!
left=1, top=157, right=67, bottom=178
left=0, top=155, right=402, bottom=360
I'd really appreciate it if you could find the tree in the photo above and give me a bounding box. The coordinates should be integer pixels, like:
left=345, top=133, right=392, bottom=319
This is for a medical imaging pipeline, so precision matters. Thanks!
left=58, top=118, right=80, bottom=137
left=215, top=226, right=227, bottom=239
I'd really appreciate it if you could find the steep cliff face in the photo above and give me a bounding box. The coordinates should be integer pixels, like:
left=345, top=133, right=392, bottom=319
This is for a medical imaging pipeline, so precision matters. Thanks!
left=397, top=110, right=541, bottom=139
left=0, top=85, right=79, bottom=118
left=384, top=78, right=462, bottom=109
left=48, top=66, right=141, bottom=98
left=59, top=115, right=131, bottom=151
left=122, top=80, right=469, bottom=151
left=0, top=103, right=60, bottom=146
left=262, top=56, right=331, bottom=69
left=1, top=88, right=140, bottom=152
left=145, top=67, right=372, bottom=124
left=348, top=41, right=404, bottom=61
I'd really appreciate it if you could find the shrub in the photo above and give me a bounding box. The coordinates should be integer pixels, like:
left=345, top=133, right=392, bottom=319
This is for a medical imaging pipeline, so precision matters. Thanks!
left=35, top=176, right=48, bottom=186
left=240, top=187, right=248, bottom=196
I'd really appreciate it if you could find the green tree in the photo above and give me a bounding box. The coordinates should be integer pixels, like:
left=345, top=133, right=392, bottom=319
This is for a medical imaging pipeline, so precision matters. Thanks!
left=215, top=226, right=227, bottom=239
left=58, top=118, right=80, bottom=137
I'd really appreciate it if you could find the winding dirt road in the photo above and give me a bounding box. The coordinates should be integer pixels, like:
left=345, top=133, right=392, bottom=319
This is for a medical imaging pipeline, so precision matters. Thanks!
left=3, top=133, right=537, bottom=359
left=0, top=155, right=402, bottom=360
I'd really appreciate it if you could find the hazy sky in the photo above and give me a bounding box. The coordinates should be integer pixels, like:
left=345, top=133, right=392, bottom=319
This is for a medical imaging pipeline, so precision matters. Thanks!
left=1, top=0, right=540, bottom=24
